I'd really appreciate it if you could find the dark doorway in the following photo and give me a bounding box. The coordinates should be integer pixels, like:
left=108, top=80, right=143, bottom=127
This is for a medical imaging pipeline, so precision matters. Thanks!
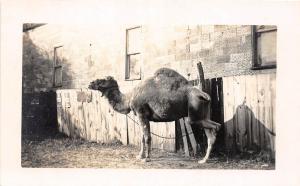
left=22, top=91, right=58, bottom=140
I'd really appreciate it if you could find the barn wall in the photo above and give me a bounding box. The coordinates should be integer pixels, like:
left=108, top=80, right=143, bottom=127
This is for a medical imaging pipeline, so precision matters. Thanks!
left=223, top=72, right=276, bottom=157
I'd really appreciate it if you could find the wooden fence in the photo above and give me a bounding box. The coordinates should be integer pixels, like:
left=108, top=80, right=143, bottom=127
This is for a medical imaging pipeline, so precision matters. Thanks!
left=223, top=73, right=276, bottom=156
left=56, top=73, right=276, bottom=156
left=56, top=89, right=175, bottom=151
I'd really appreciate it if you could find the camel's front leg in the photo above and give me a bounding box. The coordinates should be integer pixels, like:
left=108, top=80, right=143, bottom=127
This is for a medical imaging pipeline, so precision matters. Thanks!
left=199, top=128, right=216, bottom=164
left=137, top=115, right=151, bottom=162
left=136, top=133, right=145, bottom=160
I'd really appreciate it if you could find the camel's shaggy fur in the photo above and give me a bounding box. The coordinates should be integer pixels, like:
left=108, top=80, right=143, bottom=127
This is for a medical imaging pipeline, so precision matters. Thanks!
left=89, top=68, right=220, bottom=163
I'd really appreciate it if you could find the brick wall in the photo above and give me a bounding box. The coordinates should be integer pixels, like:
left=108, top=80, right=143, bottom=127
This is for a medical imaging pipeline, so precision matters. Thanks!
left=22, top=24, right=275, bottom=92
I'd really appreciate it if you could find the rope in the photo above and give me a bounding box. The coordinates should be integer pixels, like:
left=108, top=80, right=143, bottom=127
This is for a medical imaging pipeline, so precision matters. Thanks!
left=126, top=114, right=196, bottom=140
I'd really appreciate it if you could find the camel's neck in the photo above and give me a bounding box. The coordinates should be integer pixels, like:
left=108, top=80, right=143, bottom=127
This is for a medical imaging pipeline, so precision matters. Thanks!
left=104, top=88, right=131, bottom=114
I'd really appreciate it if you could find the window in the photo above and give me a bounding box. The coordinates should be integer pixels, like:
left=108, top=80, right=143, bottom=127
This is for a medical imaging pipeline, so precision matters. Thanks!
left=53, top=46, right=63, bottom=87
left=125, top=26, right=142, bottom=80
left=252, top=25, right=277, bottom=69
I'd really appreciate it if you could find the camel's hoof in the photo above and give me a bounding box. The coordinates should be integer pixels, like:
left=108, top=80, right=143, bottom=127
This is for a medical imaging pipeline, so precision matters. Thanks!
left=136, top=154, right=145, bottom=160
left=141, top=158, right=151, bottom=163
left=198, top=159, right=207, bottom=164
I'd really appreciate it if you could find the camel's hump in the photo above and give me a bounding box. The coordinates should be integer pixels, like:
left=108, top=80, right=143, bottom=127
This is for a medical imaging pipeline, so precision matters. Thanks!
left=154, top=68, right=188, bottom=82
left=151, top=68, right=189, bottom=90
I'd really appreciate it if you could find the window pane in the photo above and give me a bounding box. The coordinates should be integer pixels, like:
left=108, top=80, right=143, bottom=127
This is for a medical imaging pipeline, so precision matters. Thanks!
left=54, top=66, right=62, bottom=86
left=128, top=54, right=141, bottom=79
left=127, top=27, right=141, bottom=54
left=257, top=31, right=277, bottom=65
left=55, top=46, right=64, bottom=66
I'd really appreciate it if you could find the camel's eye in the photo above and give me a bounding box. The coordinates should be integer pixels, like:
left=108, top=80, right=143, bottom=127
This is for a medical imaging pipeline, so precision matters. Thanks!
left=96, top=79, right=104, bottom=84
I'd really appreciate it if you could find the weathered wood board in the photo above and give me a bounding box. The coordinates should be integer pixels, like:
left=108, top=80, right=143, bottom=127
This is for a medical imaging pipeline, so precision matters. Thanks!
left=56, top=89, right=176, bottom=151
left=223, top=73, right=276, bottom=155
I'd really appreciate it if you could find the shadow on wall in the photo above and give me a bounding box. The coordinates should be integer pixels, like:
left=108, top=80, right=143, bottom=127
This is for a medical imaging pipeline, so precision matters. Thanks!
left=22, top=32, right=74, bottom=92
left=22, top=32, right=75, bottom=140
left=224, top=104, right=275, bottom=160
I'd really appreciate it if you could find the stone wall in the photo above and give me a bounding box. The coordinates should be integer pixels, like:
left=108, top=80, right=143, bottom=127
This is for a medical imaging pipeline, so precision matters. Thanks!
left=22, top=24, right=127, bottom=92
left=22, top=24, right=275, bottom=93
left=22, top=32, right=54, bottom=93
left=141, top=25, right=275, bottom=81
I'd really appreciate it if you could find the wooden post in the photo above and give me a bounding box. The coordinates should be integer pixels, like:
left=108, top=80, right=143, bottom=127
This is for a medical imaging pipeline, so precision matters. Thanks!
left=179, top=118, right=189, bottom=157
left=184, top=118, right=198, bottom=156
left=197, top=61, right=211, bottom=119
left=197, top=62, right=205, bottom=91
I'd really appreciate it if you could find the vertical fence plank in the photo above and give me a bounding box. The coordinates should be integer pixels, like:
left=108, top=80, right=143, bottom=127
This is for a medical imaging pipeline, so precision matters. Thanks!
left=151, top=121, right=175, bottom=152
left=179, top=119, right=189, bottom=156
left=95, top=92, right=103, bottom=143
left=264, top=74, right=272, bottom=151
left=270, top=73, right=276, bottom=156
left=223, top=76, right=235, bottom=153
left=233, top=75, right=247, bottom=152
left=257, top=74, right=267, bottom=150
left=127, top=113, right=138, bottom=146
left=70, top=91, right=77, bottom=138
left=270, top=73, right=276, bottom=134
left=245, top=75, right=258, bottom=150
left=62, top=91, right=70, bottom=136
left=94, top=91, right=100, bottom=142
left=56, top=91, right=63, bottom=133
left=184, top=118, right=197, bottom=155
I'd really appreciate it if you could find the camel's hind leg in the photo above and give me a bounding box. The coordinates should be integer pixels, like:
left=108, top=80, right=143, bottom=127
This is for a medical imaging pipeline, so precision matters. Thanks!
left=198, top=128, right=217, bottom=164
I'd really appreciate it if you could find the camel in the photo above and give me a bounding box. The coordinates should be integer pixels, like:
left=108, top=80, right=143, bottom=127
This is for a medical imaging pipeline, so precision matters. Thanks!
left=89, top=68, right=221, bottom=163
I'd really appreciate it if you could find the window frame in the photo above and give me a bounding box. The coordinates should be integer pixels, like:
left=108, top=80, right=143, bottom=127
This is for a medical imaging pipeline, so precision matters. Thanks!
left=125, top=26, right=142, bottom=81
left=53, top=45, right=63, bottom=87
left=251, top=25, right=277, bottom=70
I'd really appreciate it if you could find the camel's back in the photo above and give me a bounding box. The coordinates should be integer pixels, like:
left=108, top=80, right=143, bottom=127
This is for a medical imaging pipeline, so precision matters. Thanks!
left=133, top=68, right=190, bottom=94
left=152, top=68, right=189, bottom=91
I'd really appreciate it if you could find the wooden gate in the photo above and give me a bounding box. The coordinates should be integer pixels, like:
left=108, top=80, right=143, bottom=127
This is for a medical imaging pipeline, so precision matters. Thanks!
left=56, top=89, right=175, bottom=151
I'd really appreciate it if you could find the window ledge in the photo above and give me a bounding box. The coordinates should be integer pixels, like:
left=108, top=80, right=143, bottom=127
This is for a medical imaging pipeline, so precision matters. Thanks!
left=251, top=64, right=276, bottom=70
left=124, top=78, right=141, bottom=81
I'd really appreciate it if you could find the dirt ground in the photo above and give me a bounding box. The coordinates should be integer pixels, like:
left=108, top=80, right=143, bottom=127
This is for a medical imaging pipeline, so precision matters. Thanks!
left=21, top=133, right=274, bottom=169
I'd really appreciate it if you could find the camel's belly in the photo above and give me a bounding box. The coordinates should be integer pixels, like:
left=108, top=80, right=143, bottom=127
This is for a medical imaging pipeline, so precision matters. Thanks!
left=133, top=90, right=188, bottom=122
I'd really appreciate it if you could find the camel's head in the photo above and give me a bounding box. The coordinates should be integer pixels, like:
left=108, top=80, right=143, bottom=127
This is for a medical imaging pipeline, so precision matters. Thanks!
left=89, top=76, right=119, bottom=96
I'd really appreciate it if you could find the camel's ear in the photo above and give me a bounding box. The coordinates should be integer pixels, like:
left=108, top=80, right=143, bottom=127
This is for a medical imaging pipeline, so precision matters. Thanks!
left=106, top=76, right=114, bottom=80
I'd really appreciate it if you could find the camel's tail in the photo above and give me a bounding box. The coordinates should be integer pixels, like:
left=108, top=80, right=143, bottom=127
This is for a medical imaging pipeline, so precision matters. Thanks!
left=196, top=89, right=211, bottom=102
